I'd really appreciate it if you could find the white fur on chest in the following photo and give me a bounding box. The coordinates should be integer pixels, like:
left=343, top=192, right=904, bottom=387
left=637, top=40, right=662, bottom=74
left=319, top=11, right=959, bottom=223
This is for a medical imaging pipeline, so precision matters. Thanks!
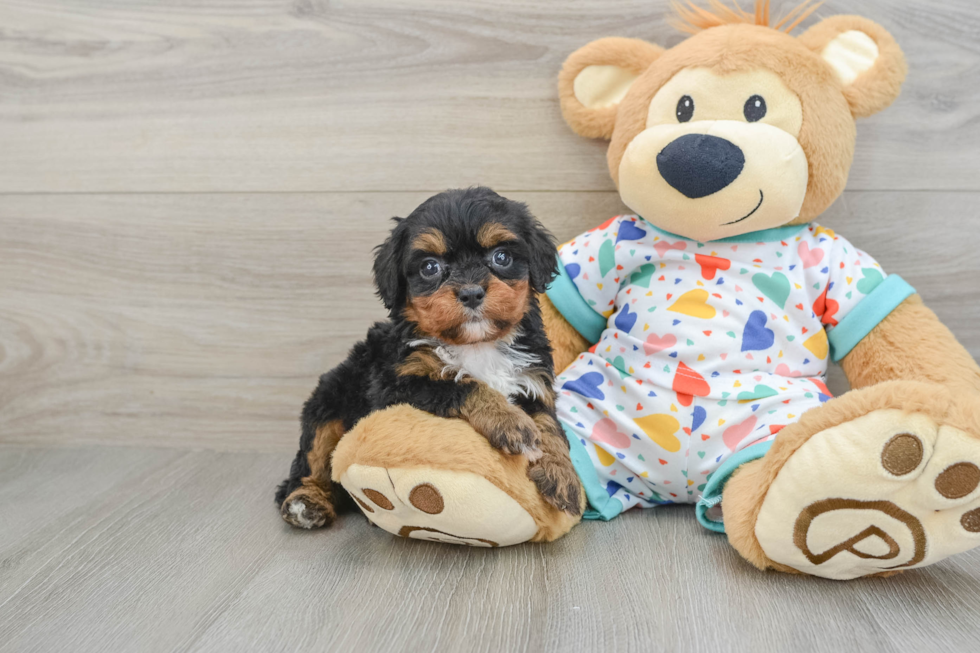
left=413, top=338, right=548, bottom=402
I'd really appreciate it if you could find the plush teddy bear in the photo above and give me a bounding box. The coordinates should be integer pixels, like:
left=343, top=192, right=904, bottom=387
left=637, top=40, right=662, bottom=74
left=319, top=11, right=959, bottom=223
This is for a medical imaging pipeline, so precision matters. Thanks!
left=320, top=1, right=980, bottom=580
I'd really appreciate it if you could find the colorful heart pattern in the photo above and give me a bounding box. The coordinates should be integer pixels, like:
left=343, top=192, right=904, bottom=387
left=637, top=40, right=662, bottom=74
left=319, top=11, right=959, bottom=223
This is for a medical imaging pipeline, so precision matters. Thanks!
left=654, top=240, right=686, bottom=258
left=668, top=289, right=716, bottom=319
left=751, top=271, right=790, bottom=309
left=553, top=216, right=895, bottom=512
left=797, top=241, right=824, bottom=268
left=803, top=328, right=829, bottom=360
left=614, top=303, right=637, bottom=334
left=695, top=253, right=731, bottom=280
left=740, top=310, right=774, bottom=352
left=562, top=371, right=606, bottom=400
left=723, top=415, right=757, bottom=451
left=635, top=414, right=681, bottom=452
left=616, top=220, right=647, bottom=243
left=812, top=285, right=840, bottom=326
left=630, top=264, right=656, bottom=288
left=592, top=418, right=632, bottom=448
left=672, top=362, right=710, bottom=407
left=644, top=333, right=677, bottom=355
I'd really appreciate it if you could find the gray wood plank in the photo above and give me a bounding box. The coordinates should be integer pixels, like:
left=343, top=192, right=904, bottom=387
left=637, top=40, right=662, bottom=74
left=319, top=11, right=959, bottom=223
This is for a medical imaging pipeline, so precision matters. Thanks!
left=2, top=2, right=979, bottom=651
left=1, top=446, right=979, bottom=653
left=0, top=447, right=189, bottom=602
left=0, top=0, right=977, bottom=193
left=0, top=191, right=628, bottom=451
left=2, top=190, right=977, bottom=450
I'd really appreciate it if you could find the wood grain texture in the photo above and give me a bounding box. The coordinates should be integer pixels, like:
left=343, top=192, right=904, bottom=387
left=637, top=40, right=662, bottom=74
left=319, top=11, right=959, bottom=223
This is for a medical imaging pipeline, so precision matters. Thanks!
left=3, top=1, right=980, bottom=649
left=1, top=446, right=979, bottom=653
left=0, top=0, right=978, bottom=193
left=2, top=190, right=978, bottom=450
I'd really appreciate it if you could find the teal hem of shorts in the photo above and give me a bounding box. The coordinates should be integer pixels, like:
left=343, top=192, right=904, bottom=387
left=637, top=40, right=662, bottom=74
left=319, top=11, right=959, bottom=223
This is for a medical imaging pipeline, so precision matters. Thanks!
left=695, top=441, right=773, bottom=534
left=641, top=219, right=807, bottom=244
left=560, top=421, right=623, bottom=521
left=828, top=274, right=915, bottom=362
left=545, top=257, right=606, bottom=344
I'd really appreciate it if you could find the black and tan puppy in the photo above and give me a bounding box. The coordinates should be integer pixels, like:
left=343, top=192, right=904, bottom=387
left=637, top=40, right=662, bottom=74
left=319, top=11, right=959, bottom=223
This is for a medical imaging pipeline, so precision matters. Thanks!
left=275, top=187, right=581, bottom=528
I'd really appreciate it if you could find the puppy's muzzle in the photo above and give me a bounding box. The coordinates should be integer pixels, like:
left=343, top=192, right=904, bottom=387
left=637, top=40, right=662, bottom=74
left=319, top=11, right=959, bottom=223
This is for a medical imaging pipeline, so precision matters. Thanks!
left=456, top=284, right=486, bottom=310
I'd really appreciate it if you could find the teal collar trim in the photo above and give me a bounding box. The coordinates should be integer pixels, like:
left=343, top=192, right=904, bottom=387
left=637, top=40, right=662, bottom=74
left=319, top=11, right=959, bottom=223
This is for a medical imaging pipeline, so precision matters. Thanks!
left=640, top=218, right=808, bottom=244
left=827, top=274, right=915, bottom=362
left=545, top=257, right=607, bottom=344
left=560, top=421, right=624, bottom=521
left=695, top=440, right=773, bottom=533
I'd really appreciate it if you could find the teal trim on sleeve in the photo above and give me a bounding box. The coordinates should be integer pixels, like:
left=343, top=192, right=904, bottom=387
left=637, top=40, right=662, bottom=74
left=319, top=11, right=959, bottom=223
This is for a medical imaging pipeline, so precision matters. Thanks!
left=828, top=274, right=916, bottom=362
left=696, top=441, right=773, bottom=534
left=545, top=257, right=607, bottom=344
left=641, top=219, right=807, bottom=244
left=561, top=422, right=624, bottom=521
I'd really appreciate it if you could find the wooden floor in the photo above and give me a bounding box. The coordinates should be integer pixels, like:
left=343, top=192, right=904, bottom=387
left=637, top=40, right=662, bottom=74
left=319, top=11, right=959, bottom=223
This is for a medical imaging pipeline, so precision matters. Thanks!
left=0, top=446, right=978, bottom=653
left=2, top=1, right=980, bottom=651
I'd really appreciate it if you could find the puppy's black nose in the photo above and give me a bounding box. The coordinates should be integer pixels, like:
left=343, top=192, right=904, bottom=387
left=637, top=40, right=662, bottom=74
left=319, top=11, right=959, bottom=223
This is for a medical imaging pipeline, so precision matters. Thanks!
left=656, top=134, right=745, bottom=199
left=457, top=285, right=486, bottom=309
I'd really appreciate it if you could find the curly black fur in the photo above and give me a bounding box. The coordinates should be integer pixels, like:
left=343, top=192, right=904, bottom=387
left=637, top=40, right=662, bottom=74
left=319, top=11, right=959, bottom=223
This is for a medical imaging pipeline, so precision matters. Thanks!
left=275, top=187, right=564, bottom=512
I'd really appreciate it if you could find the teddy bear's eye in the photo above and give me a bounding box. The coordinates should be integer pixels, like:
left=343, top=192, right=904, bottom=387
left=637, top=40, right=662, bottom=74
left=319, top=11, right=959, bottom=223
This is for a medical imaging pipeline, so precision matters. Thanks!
left=676, top=95, right=694, bottom=123
left=744, top=95, right=767, bottom=122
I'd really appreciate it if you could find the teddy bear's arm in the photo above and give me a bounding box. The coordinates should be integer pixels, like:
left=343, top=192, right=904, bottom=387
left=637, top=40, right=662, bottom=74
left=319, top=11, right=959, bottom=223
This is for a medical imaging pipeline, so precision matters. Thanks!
left=539, top=293, right=590, bottom=373
left=840, top=294, right=980, bottom=394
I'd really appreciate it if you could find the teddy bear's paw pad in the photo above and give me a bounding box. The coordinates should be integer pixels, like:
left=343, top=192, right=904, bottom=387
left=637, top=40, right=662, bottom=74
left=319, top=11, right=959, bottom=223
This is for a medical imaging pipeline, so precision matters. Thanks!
left=281, top=493, right=334, bottom=530
left=340, top=464, right=538, bottom=547
left=754, top=409, right=980, bottom=580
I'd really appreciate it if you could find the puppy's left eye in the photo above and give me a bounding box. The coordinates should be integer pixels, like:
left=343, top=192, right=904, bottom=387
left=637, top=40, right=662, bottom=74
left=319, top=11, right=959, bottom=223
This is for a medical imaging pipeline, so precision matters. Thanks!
left=420, top=259, right=442, bottom=278
left=491, top=250, right=513, bottom=269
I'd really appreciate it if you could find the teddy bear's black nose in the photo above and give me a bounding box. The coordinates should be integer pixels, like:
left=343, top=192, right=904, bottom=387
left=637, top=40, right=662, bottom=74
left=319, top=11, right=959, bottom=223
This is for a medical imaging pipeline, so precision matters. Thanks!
left=657, top=134, right=745, bottom=199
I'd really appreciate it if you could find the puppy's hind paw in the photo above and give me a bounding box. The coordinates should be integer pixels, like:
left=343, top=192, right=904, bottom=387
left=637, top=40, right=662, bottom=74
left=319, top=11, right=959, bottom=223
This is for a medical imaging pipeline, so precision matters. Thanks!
left=280, top=490, right=336, bottom=529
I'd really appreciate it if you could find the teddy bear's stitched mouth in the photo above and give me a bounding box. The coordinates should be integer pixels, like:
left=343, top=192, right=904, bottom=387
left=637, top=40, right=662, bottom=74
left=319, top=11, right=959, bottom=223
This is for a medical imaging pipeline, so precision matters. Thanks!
left=721, top=189, right=764, bottom=226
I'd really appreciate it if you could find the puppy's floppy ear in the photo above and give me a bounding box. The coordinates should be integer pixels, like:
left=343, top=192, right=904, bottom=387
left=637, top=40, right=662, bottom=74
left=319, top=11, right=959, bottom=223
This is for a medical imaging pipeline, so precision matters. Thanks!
left=799, top=15, right=907, bottom=119
left=373, top=218, right=408, bottom=311
left=559, top=37, right=663, bottom=140
left=521, top=214, right=559, bottom=294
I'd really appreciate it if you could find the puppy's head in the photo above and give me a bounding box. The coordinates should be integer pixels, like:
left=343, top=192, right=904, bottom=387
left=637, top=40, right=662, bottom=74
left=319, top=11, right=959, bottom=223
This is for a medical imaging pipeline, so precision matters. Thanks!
left=373, top=187, right=557, bottom=345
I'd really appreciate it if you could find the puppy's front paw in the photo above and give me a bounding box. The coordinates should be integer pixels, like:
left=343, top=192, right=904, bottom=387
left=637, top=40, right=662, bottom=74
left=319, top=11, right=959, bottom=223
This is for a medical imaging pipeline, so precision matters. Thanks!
left=472, top=407, right=541, bottom=457
left=528, top=455, right=582, bottom=516
left=280, top=489, right=336, bottom=529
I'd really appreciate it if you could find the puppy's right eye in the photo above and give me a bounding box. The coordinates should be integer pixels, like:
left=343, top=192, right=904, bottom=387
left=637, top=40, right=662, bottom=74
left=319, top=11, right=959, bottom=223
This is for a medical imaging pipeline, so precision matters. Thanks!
left=420, top=259, right=442, bottom=278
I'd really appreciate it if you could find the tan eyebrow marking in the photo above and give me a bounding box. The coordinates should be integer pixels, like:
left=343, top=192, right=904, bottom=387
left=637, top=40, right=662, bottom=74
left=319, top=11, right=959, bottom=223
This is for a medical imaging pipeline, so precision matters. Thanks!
left=477, top=222, right=518, bottom=249
left=411, top=229, right=447, bottom=255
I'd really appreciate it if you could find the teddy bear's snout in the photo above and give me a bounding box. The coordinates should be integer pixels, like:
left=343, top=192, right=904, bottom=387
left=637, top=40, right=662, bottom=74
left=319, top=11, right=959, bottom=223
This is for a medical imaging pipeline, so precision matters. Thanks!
left=656, top=133, right=746, bottom=199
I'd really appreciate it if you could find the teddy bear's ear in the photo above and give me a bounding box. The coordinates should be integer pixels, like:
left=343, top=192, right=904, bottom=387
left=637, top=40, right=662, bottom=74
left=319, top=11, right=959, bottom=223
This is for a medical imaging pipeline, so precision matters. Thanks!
left=559, top=37, right=664, bottom=140
left=798, top=15, right=907, bottom=119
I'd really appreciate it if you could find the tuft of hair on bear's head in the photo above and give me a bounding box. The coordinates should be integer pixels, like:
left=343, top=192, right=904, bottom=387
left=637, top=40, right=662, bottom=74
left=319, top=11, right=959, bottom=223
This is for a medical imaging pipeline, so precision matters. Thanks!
left=670, top=0, right=823, bottom=35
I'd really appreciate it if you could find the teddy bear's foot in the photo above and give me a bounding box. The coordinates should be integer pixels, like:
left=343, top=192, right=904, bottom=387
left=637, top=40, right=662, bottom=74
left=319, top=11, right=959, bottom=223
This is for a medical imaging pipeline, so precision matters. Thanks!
left=756, top=409, right=980, bottom=579
left=331, top=404, right=584, bottom=546
left=726, top=382, right=980, bottom=580
left=340, top=465, right=538, bottom=546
